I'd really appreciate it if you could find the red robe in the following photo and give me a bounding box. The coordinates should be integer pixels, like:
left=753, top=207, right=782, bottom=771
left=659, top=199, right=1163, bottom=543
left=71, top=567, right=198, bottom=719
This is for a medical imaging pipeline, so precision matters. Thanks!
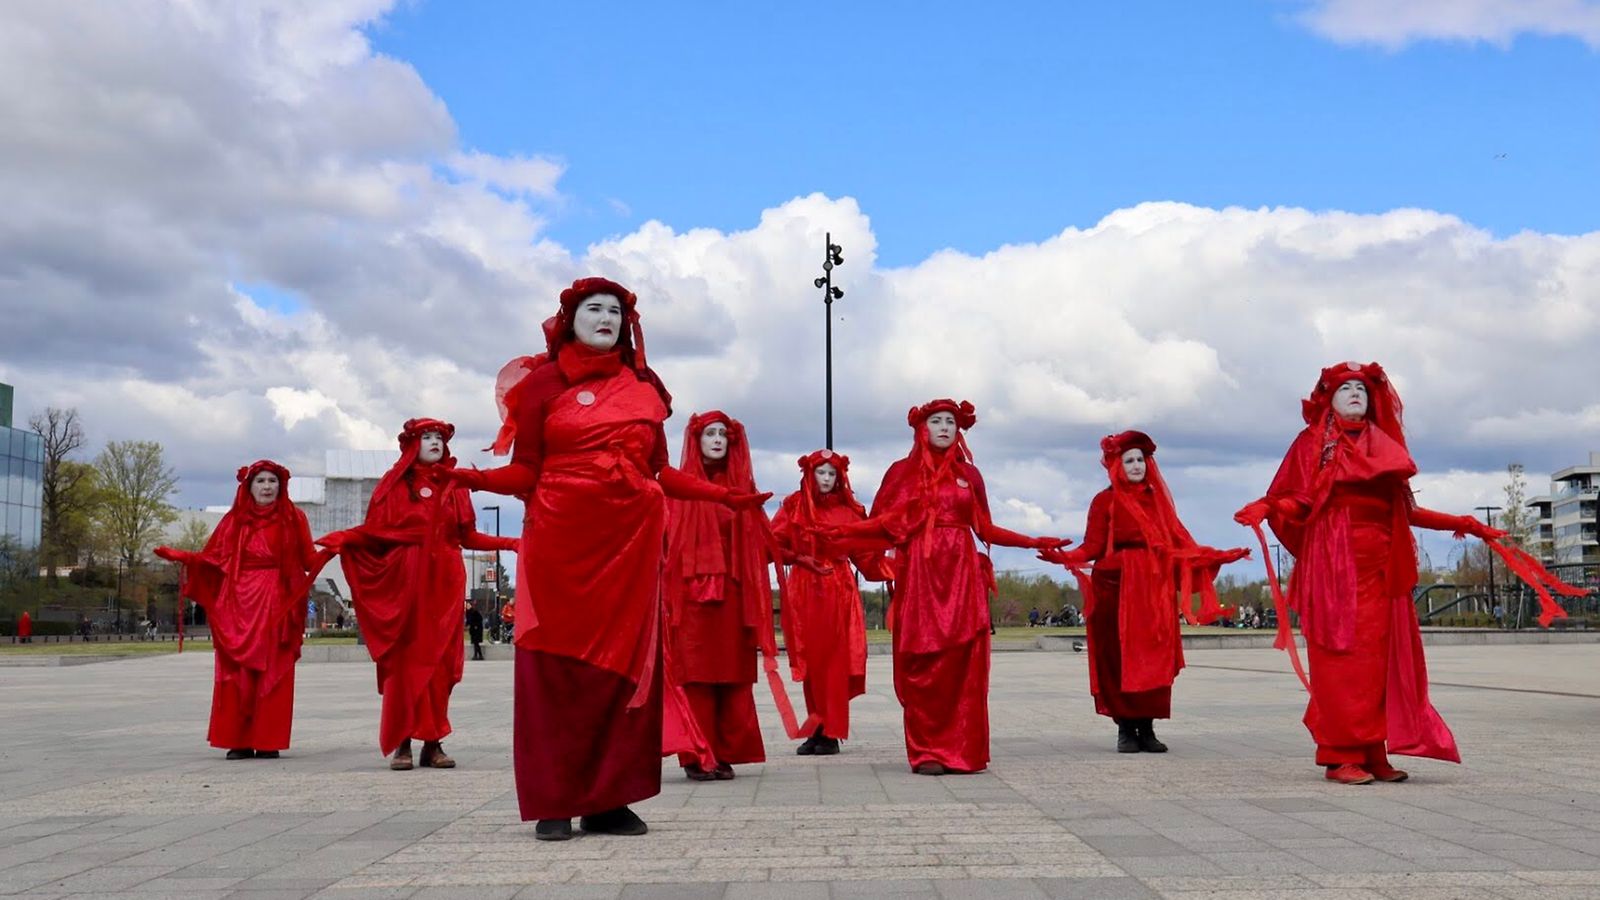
left=771, top=490, right=884, bottom=740
left=322, top=462, right=508, bottom=755
left=869, top=453, right=1037, bottom=772
left=17, top=611, right=30, bottom=640
left=1266, top=423, right=1460, bottom=765
left=465, top=345, right=727, bottom=820
left=664, top=464, right=767, bottom=767
left=160, top=478, right=320, bottom=752
left=1075, top=488, right=1181, bottom=719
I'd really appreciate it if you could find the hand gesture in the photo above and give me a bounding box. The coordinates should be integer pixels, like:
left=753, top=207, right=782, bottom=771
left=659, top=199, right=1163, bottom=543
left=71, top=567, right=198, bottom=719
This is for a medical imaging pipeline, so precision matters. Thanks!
left=725, top=491, right=773, bottom=511
left=795, top=555, right=834, bottom=576
left=1233, top=501, right=1269, bottom=527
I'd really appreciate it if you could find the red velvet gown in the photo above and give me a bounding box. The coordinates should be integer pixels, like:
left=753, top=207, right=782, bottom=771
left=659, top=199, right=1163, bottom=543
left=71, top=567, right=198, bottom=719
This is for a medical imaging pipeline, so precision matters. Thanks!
left=770, top=493, right=879, bottom=740
left=1076, top=487, right=1182, bottom=720
left=168, top=505, right=318, bottom=752
left=468, top=352, right=677, bottom=821
left=665, top=464, right=765, bottom=768
left=1266, top=423, right=1460, bottom=765
left=871, top=455, right=1037, bottom=772
left=326, top=465, right=507, bottom=755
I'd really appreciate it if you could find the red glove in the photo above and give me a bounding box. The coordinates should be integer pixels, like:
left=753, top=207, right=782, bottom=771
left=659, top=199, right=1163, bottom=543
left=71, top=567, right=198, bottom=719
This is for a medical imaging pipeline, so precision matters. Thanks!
left=1233, top=500, right=1270, bottom=527
left=495, top=536, right=520, bottom=552
left=1457, top=516, right=1507, bottom=541
left=1031, top=535, right=1071, bottom=550
left=153, top=546, right=189, bottom=564
left=1037, top=546, right=1086, bottom=567
left=447, top=467, right=486, bottom=490
left=725, top=491, right=773, bottom=511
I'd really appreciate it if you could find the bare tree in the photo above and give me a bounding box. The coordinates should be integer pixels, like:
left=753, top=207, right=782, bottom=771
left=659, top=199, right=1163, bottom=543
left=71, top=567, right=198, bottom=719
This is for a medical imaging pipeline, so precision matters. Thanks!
left=93, top=440, right=179, bottom=570
left=1500, top=463, right=1530, bottom=550
left=172, top=517, right=214, bottom=553
left=28, top=407, right=92, bottom=583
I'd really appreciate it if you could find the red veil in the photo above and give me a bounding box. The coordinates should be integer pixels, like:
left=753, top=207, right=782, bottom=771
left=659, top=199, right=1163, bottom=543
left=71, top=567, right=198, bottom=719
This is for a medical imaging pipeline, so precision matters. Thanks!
left=663, top=411, right=801, bottom=739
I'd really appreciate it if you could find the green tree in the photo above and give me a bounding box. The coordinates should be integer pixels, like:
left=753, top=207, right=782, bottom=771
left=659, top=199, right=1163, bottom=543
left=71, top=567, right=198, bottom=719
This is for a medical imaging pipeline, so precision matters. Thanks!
left=1499, top=463, right=1530, bottom=550
left=93, top=440, right=179, bottom=570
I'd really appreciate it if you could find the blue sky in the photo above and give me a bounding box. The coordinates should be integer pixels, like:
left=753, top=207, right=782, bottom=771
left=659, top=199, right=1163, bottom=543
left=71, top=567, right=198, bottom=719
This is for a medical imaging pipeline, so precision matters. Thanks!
left=372, top=1, right=1600, bottom=266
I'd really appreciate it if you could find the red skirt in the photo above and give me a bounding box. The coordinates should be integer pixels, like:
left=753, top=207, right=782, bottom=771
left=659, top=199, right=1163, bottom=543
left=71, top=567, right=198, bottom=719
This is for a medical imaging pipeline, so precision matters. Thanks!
left=1304, top=518, right=1392, bottom=763
left=209, top=657, right=295, bottom=751
left=893, top=633, right=989, bottom=772
left=513, top=649, right=661, bottom=821
left=1087, top=568, right=1172, bottom=720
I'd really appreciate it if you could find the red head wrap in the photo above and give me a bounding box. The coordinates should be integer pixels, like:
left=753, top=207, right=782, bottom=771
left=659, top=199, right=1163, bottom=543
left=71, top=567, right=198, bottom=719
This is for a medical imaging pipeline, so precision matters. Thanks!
left=796, top=447, right=865, bottom=517
left=371, top=417, right=458, bottom=510
left=907, top=398, right=977, bottom=431
left=232, top=459, right=293, bottom=517
left=1302, top=360, right=1407, bottom=451
left=1100, top=430, right=1157, bottom=467
left=677, top=410, right=758, bottom=491
left=490, top=276, right=669, bottom=455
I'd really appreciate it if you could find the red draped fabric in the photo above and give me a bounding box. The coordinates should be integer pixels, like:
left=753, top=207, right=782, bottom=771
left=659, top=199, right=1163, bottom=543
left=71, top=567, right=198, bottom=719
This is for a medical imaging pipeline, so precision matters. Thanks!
left=319, top=419, right=515, bottom=755
left=157, top=460, right=325, bottom=751
left=770, top=450, right=890, bottom=740
left=858, top=400, right=1051, bottom=772
left=663, top=411, right=770, bottom=766
left=1261, top=362, right=1459, bottom=764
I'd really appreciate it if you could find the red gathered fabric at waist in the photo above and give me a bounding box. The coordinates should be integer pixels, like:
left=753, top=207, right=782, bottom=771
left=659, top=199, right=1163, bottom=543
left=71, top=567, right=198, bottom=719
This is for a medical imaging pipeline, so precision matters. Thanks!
left=1326, top=490, right=1394, bottom=524
left=543, top=445, right=651, bottom=487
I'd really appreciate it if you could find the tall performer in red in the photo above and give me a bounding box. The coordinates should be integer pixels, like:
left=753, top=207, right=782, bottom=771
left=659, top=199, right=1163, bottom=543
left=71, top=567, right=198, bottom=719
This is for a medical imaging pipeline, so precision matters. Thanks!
left=156, top=460, right=325, bottom=760
left=833, top=400, right=1064, bottom=774
left=1039, top=431, right=1247, bottom=754
left=770, top=449, right=893, bottom=756
left=453, top=277, right=765, bottom=841
left=1235, top=362, right=1582, bottom=784
left=663, top=411, right=780, bottom=780
left=319, top=419, right=517, bottom=771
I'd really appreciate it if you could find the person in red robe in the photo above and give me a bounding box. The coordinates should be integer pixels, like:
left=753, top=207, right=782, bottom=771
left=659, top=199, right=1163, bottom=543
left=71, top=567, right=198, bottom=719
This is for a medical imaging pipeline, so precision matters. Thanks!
left=770, top=449, right=893, bottom=756
left=1039, top=431, right=1247, bottom=753
left=453, top=277, right=765, bottom=841
left=17, top=610, right=31, bottom=643
left=1235, top=361, right=1544, bottom=784
left=662, top=411, right=779, bottom=780
left=156, top=460, right=325, bottom=760
left=831, top=400, right=1064, bottom=774
left=319, top=418, right=517, bottom=771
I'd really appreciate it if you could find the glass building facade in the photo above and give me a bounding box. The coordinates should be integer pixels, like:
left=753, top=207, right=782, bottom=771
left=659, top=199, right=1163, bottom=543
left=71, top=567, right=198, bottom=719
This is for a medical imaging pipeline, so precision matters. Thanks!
left=0, top=383, right=44, bottom=551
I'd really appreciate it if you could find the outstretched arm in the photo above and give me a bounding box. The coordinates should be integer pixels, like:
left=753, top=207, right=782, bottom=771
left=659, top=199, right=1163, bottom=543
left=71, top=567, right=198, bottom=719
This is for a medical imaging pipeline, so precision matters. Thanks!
left=1410, top=505, right=1505, bottom=540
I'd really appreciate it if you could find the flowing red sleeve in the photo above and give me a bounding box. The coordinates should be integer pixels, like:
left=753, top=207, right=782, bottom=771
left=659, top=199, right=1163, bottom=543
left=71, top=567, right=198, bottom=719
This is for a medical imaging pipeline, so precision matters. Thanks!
left=659, top=465, right=733, bottom=502
left=769, top=494, right=800, bottom=563
left=1408, top=505, right=1472, bottom=534
left=1263, top=430, right=1318, bottom=557
left=1063, top=490, right=1110, bottom=566
left=463, top=364, right=567, bottom=496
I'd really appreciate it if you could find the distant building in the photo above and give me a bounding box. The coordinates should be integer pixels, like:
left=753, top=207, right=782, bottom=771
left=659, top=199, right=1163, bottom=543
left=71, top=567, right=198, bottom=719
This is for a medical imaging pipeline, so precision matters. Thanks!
left=0, top=383, right=44, bottom=552
left=1527, top=452, right=1599, bottom=571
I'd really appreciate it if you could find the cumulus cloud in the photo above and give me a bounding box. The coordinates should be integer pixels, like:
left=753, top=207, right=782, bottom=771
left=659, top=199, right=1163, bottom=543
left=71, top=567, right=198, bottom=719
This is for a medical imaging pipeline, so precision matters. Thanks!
left=2, top=1, right=1597, bottom=583
left=1297, top=0, right=1600, bottom=49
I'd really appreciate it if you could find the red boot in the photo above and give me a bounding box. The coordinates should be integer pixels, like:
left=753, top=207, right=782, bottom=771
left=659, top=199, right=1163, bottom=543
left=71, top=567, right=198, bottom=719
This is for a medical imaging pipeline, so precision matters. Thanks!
left=1324, top=763, right=1375, bottom=785
left=1364, top=751, right=1409, bottom=783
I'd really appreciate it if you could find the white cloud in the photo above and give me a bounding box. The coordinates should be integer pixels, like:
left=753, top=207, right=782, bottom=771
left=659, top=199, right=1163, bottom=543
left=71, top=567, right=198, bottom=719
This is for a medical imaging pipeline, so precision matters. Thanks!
left=3, top=1, right=1598, bottom=586
left=1297, top=0, right=1600, bottom=49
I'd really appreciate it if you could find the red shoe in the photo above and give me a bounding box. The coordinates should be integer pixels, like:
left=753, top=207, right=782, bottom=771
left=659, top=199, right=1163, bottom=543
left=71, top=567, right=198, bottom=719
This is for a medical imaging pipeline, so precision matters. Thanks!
left=1324, top=763, right=1375, bottom=785
left=1365, top=758, right=1409, bottom=783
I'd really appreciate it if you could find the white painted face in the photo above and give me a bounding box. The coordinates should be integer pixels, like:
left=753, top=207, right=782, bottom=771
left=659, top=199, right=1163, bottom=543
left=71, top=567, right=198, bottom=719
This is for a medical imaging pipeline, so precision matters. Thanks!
left=250, top=471, right=280, bottom=507
left=1120, top=448, right=1147, bottom=484
left=573, top=294, right=623, bottom=351
left=925, top=412, right=958, bottom=450
left=700, top=422, right=729, bottom=461
left=814, top=462, right=839, bottom=494
left=417, top=431, right=446, bottom=464
left=1333, top=379, right=1369, bottom=423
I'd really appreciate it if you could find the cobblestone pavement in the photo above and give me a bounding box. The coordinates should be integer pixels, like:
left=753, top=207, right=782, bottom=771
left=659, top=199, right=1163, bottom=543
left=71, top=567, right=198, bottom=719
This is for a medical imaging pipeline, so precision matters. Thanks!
left=2, top=644, right=1598, bottom=899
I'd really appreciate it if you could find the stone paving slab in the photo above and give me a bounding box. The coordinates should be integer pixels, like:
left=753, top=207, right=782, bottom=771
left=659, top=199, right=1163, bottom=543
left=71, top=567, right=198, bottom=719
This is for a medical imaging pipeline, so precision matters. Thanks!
left=0, top=645, right=1598, bottom=898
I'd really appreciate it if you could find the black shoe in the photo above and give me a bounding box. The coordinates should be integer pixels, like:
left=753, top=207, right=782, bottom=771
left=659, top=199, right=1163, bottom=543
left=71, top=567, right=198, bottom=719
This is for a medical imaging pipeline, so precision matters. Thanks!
left=534, top=818, right=572, bottom=841
left=1136, top=719, right=1168, bottom=754
left=913, top=762, right=947, bottom=775
left=256, top=750, right=280, bottom=759
left=579, top=806, right=647, bottom=836
left=684, top=764, right=717, bottom=781
left=796, top=735, right=820, bottom=756
left=1115, top=719, right=1140, bottom=754
left=713, top=763, right=735, bottom=780
left=815, top=737, right=841, bottom=756
left=225, top=749, right=254, bottom=760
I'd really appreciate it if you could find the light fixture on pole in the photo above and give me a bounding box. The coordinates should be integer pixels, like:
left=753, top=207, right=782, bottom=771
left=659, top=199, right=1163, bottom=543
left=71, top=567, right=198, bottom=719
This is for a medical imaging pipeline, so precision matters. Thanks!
left=1475, top=505, right=1502, bottom=616
left=812, top=232, right=845, bottom=449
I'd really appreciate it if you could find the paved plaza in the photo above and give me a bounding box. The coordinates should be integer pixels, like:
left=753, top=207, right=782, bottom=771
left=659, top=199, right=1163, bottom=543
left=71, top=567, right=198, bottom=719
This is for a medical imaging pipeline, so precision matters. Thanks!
left=2, top=643, right=1599, bottom=899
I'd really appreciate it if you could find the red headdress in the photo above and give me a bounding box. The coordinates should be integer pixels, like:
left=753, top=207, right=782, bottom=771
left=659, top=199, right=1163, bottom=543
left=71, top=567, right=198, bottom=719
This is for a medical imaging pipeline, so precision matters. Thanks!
left=904, top=397, right=977, bottom=483
left=1302, top=361, right=1407, bottom=461
left=370, top=418, right=457, bottom=511
left=796, top=448, right=866, bottom=519
left=489, top=276, right=670, bottom=455
left=675, top=410, right=757, bottom=489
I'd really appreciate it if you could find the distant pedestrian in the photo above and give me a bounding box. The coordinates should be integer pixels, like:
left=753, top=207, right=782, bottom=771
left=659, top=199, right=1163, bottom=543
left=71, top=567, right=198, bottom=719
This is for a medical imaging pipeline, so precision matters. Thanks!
left=466, top=604, right=485, bottom=661
left=1028, top=607, right=1041, bottom=628
left=18, top=610, right=32, bottom=643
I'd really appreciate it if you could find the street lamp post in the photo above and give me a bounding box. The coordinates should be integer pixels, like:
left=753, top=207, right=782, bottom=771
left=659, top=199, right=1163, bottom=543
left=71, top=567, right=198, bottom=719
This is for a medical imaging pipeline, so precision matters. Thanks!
left=482, top=505, right=502, bottom=613
left=812, top=233, right=845, bottom=449
left=1475, top=505, right=1502, bottom=621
